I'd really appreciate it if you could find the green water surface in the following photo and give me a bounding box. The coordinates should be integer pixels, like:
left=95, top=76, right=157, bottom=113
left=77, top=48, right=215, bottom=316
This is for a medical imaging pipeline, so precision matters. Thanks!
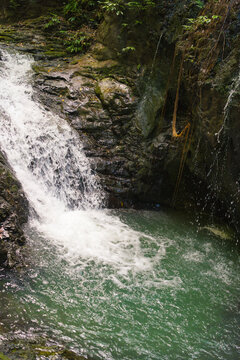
left=0, top=210, right=239, bottom=360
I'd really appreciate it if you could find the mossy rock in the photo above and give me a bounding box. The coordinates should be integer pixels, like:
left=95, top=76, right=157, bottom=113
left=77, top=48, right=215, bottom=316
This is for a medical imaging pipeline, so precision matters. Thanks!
left=0, top=354, right=11, bottom=360
left=0, top=341, right=91, bottom=360
left=31, top=64, right=48, bottom=73
left=43, top=50, right=67, bottom=59
left=95, top=77, right=133, bottom=108
left=0, top=35, right=14, bottom=42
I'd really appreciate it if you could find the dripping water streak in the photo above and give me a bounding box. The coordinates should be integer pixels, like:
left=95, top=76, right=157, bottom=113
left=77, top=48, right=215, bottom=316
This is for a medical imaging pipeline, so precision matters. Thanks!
left=150, top=33, right=163, bottom=75
left=216, top=64, right=240, bottom=142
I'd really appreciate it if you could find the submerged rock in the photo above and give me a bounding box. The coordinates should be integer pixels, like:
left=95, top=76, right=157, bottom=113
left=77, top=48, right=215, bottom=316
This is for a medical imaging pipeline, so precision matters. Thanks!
left=200, top=226, right=232, bottom=241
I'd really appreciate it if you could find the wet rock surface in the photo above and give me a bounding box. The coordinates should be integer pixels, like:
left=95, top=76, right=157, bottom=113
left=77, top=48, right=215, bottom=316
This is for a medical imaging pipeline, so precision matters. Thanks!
left=29, top=51, right=200, bottom=214
left=31, top=53, right=173, bottom=208
left=0, top=153, right=28, bottom=268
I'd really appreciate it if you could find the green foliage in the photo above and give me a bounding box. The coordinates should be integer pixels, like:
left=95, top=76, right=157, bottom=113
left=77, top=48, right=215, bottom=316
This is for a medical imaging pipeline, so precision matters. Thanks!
left=44, top=14, right=62, bottom=30
left=100, top=0, right=156, bottom=15
left=64, top=0, right=81, bottom=16
left=9, top=0, right=20, bottom=10
left=63, top=0, right=84, bottom=25
left=183, top=14, right=222, bottom=31
left=127, top=0, right=156, bottom=9
left=64, top=0, right=96, bottom=15
left=64, top=31, right=91, bottom=53
left=61, top=0, right=157, bottom=29
left=122, top=46, right=136, bottom=52
left=63, top=0, right=100, bottom=27
left=0, top=352, right=11, bottom=360
left=100, top=0, right=125, bottom=15
left=193, top=0, right=204, bottom=9
left=8, top=0, right=28, bottom=10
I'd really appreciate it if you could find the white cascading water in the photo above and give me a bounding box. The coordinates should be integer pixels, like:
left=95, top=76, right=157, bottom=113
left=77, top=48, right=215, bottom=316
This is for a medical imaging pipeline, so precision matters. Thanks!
left=0, top=49, right=103, bottom=211
left=0, top=48, right=163, bottom=272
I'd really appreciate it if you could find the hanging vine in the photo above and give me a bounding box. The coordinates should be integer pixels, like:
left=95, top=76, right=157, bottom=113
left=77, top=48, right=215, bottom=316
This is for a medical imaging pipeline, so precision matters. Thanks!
left=168, top=0, right=238, bottom=207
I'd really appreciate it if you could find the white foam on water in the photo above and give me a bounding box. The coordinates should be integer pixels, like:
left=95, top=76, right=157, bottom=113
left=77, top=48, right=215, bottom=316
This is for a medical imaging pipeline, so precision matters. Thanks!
left=31, top=208, right=160, bottom=272
left=183, top=250, right=205, bottom=263
left=204, top=260, right=232, bottom=285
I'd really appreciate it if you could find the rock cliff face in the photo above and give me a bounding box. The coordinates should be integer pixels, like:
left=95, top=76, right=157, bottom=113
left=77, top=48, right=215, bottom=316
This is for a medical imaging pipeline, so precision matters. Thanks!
left=0, top=153, right=28, bottom=268
left=0, top=0, right=239, bottom=232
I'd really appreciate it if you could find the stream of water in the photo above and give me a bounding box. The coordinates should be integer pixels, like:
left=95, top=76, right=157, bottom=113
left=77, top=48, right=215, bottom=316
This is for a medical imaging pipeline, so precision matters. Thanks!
left=0, top=48, right=239, bottom=360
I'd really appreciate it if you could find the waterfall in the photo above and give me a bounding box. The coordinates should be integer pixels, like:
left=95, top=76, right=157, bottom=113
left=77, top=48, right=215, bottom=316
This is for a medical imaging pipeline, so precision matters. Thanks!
left=0, top=48, right=157, bottom=271
left=0, top=48, right=103, bottom=211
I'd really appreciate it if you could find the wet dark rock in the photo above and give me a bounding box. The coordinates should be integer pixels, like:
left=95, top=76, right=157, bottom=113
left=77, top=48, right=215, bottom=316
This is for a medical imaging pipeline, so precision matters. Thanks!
left=0, top=152, right=28, bottom=268
left=32, top=60, right=152, bottom=206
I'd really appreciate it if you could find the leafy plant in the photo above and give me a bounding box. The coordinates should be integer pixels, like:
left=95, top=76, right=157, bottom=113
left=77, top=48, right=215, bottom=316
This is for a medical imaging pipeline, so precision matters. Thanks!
left=9, top=0, right=21, bottom=10
left=64, top=31, right=91, bottom=53
left=100, top=0, right=125, bottom=16
left=194, top=0, right=204, bottom=9
left=64, top=0, right=81, bottom=16
left=99, top=0, right=156, bottom=15
left=183, top=14, right=222, bottom=31
left=63, top=0, right=84, bottom=25
left=127, top=0, right=155, bottom=10
left=63, top=0, right=100, bottom=27
left=179, top=0, right=230, bottom=85
left=44, top=14, right=62, bottom=30
left=122, top=46, right=136, bottom=52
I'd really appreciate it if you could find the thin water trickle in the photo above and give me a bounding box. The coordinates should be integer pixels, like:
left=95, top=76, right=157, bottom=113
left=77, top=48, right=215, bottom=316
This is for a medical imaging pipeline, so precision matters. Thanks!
left=216, top=64, right=240, bottom=142
left=201, top=65, right=240, bottom=218
left=150, top=32, right=163, bottom=75
left=0, top=49, right=239, bottom=360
